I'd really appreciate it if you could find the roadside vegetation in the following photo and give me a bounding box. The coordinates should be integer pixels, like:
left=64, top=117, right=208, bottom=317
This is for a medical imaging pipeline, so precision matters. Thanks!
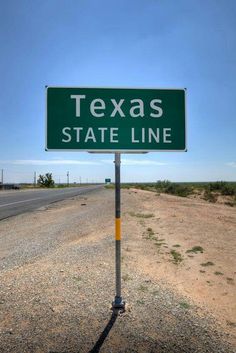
left=14, top=182, right=92, bottom=190
left=106, top=180, right=236, bottom=206
left=129, top=211, right=154, bottom=218
left=37, top=173, right=55, bottom=188
left=170, top=249, right=184, bottom=264
left=186, top=246, right=204, bottom=254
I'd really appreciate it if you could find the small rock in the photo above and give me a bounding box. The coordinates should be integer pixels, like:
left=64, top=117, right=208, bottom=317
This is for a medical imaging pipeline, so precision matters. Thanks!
left=6, top=329, right=13, bottom=335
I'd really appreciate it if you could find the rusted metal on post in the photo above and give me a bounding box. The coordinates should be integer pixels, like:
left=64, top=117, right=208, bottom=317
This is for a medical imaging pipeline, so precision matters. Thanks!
left=112, top=153, right=125, bottom=311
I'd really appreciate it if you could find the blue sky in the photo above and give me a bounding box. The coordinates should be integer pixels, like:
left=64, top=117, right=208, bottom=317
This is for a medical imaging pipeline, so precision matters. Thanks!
left=0, top=0, right=235, bottom=183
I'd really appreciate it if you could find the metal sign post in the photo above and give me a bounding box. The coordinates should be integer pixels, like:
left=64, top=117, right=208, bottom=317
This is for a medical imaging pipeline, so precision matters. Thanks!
left=112, top=153, right=125, bottom=311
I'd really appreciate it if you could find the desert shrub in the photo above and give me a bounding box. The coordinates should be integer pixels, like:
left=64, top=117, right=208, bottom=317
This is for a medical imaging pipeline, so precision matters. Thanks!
left=129, top=212, right=154, bottom=218
left=207, top=181, right=235, bottom=194
left=155, top=180, right=172, bottom=191
left=119, top=183, right=156, bottom=191
left=208, top=181, right=226, bottom=191
left=121, top=184, right=130, bottom=189
left=165, top=183, right=192, bottom=197
left=201, top=261, right=214, bottom=267
left=221, top=185, right=235, bottom=196
left=170, top=249, right=183, bottom=264
left=203, top=189, right=217, bottom=203
left=225, top=195, right=236, bottom=207
left=155, top=180, right=191, bottom=197
left=186, top=246, right=204, bottom=254
left=204, top=181, right=235, bottom=198
left=138, top=184, right=146, bottom=190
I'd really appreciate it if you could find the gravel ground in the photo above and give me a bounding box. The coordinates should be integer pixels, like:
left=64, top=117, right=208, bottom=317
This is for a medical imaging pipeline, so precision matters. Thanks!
left=0, top=187, right=235, bottom=353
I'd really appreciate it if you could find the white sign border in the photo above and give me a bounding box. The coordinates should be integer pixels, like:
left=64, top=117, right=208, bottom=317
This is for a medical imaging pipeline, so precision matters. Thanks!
left=45, top=86, right=187, bottom=153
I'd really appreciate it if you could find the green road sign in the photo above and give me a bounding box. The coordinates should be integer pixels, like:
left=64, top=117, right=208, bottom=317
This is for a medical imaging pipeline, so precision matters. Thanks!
left=105, top=178, right=111, bottom=183
left=46, top=87, right=186, bottom=152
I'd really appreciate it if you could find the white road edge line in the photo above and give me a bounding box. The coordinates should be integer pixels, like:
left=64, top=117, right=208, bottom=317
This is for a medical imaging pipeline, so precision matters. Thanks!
left=0, top=186, right=100, bottom=208
left=0, top=197, right=42, bottom=208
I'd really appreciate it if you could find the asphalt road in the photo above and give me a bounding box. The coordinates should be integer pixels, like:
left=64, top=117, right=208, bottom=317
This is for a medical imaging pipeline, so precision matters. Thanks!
left=0, top=185, right=103, bottom=220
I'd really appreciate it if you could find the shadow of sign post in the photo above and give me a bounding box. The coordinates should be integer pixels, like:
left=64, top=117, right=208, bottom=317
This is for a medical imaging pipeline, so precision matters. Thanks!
left=88, top=312, right=118, bottom=353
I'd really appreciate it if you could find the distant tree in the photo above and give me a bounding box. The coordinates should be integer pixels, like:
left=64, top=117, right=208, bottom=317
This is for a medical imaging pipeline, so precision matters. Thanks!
left=155, top=180, right=172, bottom=191
left=37, top=173, right=55, bottom=188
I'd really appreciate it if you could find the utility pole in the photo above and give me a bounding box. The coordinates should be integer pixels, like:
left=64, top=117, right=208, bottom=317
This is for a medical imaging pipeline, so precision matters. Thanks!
left=34, top=171, right=36, bottom=188
left=67, top=171, right=69, bottom=187
left=1, top=169, right=3, bottom=185
left=79, top=176, right=82, bottom=185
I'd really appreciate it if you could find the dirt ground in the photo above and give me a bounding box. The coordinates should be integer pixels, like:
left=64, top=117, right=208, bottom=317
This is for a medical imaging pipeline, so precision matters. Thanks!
left=122, top=189, right=236, bottom=335
left=0, top=187, right=235, bottom=352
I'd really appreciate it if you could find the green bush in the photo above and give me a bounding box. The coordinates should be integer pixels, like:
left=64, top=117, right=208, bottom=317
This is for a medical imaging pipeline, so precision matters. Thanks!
left=155, top=180, right=191, bottom=197
left=221, top=185, right=235, bottom=196
left=204, top=181, right=235, bottom=197
left=203, top=189, right=217, bottom=203
left=165, top=183, right=192, bottom=197
left=170, top=249, right=183, bottom=264
left=155, top=180, right=172, bottom=191
left=208, top=181, right=226, bottom=191
left=37, top=173, right=55, bottom=188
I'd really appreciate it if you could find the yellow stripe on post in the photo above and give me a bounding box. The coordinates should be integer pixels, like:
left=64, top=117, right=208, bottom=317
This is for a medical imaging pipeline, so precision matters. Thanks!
left=115, top=218, right=121, bottom=240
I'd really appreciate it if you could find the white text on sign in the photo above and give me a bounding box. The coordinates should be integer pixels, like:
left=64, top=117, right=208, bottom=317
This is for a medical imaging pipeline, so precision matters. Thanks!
left=70, top=95, right=163, bottom=118
left=62, top=127, right=172, bottom=144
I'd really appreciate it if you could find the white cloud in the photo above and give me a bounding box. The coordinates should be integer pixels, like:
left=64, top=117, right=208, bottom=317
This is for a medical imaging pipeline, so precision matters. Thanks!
left=101, top=159, right=167, bottom=166
left=3, top=159, right=101, bottom=166
left=226, top=162, right=236, bottom=168
left=1, top=158, right=167, bottom=167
